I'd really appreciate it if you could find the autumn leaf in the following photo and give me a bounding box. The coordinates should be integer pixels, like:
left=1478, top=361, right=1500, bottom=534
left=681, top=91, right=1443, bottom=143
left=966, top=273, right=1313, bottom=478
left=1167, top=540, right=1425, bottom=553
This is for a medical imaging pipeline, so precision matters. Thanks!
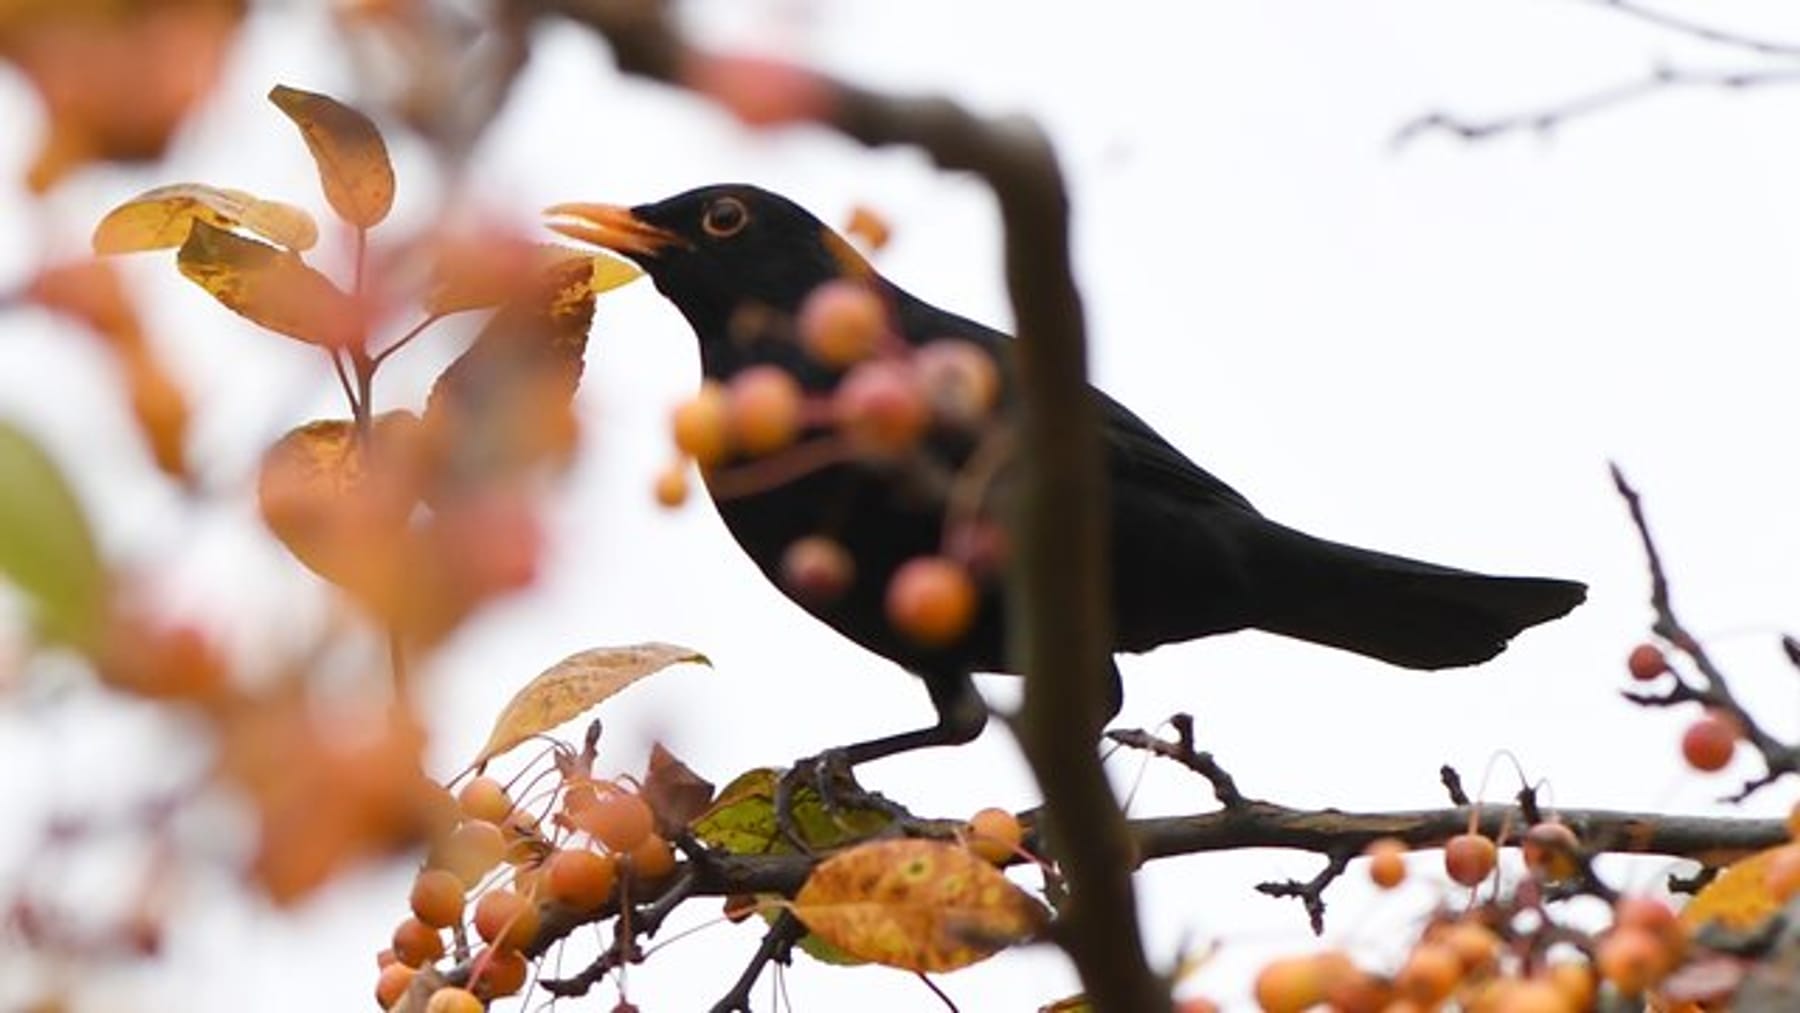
left=471, top=644, right=709, bottom=767
left=94, top=183, right=318, bottom=254
left=0, top=422, right=106, bottom=650
left=1682, top=842, right=1800, bottom=934
left=257, top=413, right=424, bottom=597
left=178, top=220, right=359, bottom=347
left=642, top=743, right=715, bottom=837
left=426, top=237, right=641, bottom=317
left=422, top=255, right=601, bottom=494
left=268, top=84, right=395, bottom=228
left=792, top=839, right=1048, bottom=973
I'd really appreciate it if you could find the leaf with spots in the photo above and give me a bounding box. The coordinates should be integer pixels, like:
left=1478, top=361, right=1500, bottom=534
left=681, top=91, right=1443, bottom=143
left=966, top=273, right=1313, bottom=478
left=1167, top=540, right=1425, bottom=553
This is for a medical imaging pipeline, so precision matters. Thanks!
left=792, top=839, right=1048, bottom=973
left=93, top=183, right=318, bottom=254
left=472, top=644, right=709, bottom=767
left=178, top=221, right=359, bottom=347
left=268, top=84, right=395, bottom=228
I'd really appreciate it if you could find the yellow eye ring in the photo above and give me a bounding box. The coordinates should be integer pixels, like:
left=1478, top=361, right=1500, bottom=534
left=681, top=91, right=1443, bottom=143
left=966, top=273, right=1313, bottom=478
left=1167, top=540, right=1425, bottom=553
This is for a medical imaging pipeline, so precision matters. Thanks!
left=702, top=197, right=749, bottom=238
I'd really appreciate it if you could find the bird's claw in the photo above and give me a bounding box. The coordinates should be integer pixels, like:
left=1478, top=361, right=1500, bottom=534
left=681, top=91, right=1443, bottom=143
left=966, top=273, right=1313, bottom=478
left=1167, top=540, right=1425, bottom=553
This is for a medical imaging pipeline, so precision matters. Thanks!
left=773, top=749, right=908, bottom=852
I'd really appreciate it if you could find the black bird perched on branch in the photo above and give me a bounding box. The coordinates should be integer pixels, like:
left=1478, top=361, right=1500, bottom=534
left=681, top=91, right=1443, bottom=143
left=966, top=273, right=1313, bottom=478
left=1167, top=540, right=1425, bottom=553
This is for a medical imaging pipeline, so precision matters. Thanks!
left=551, top=184, right=1585, bottom=768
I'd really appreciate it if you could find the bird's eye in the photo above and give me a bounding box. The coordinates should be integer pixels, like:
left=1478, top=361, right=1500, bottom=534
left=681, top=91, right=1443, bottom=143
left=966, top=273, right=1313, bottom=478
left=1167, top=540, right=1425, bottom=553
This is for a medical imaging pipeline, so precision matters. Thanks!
left=702, top=197, right=749, bottom=238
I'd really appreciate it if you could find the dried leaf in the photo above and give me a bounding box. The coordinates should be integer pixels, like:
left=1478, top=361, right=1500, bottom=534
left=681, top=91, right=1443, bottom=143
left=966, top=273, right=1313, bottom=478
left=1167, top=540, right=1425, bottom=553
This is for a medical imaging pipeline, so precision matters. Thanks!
left=1681, top=843, right=1800, bottom=933
left=94, top=183, right=318, bottom=254
left=178, top=220, right=358, bottom=347
left=426, top=239, right=641, bottom=317
left=422, top=255, right=599, bottom=494
left=0, top=422, right=105, bottom=650
left=256, top=413, right=423, bottom=597
left=268, top=84, right=395, bottom=228
left=642, top=743, right=715, bottom=837
left=792, top=839, right=1048, bottom=973
left=472, top=644, right=709, bottom=767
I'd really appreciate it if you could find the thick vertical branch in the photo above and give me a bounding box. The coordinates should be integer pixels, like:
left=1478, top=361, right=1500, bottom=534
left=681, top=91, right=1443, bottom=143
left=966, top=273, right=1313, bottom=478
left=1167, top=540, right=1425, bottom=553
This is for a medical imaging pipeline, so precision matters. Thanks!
left=525, top=3, right=1165, bottom=1008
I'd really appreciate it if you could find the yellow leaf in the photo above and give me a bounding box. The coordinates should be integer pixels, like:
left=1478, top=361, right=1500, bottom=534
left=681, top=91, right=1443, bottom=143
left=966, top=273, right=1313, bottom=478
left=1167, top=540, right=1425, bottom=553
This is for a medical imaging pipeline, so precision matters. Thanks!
left=268, top=84, right=395, bottom=229
left=472, top=644, right=710, bottom=766
left=1681, top=842, right=1800, bottom=933
left=792, top=839, right=1048, bottom=973
left=0, top=422, right=105, bottom=650
left=587, top=252, right=643, bottom=296
left=178, top=220, right=358, bottom=347
left=426, top=240, right=641, bottom=317
left=93, top=183, right=318, bottom=254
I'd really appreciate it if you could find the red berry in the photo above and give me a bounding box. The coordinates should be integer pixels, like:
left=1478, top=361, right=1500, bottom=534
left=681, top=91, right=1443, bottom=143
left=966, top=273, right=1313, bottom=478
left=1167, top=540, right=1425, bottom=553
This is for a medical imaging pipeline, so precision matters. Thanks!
left=834, top=359, right=929, bottom=456
left=1443, top=833, right=1497, bottom=887
left=914, top=339, right=999, bottom=427
left=727, top=366, right=803, bottom=456
left=1682, top=712, right=1738, bottom=772
left=885, top=556, right=978, bottom=646
left=780, top=535, right=855, bottom=605
left=799, top=280, right=885, bottom=367
left=469, top=946, right=529, bottom=999
left=1626, top=643, right=1669, bottom=681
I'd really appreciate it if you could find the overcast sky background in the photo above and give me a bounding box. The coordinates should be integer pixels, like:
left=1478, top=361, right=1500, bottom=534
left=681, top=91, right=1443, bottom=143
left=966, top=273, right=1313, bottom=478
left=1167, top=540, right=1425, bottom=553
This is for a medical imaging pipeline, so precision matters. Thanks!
left=4, top=1, right=1800, bottom=1010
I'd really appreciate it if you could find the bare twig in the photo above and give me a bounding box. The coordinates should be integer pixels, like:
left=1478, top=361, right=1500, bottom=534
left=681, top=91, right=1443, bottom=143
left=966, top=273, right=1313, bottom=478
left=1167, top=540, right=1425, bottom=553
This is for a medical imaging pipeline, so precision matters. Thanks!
left=1611, top=464, right=1800, bottom=800
left=1586, top=0, right=1800, bottom=58
left=1256, top=851, right=1353, bottom=935
left=1395, top=64, right=1800, bottom=147
left=1441, top=765, right=1472, bottom=807
left=1106, top=722, right=1248, bottom=810
left=710, top=912, right=804, bottom=1013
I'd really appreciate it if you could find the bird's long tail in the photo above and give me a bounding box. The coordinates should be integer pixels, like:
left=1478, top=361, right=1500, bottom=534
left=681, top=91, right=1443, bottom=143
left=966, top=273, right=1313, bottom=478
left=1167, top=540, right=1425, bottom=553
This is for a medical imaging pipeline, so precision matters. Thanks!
left=1246, top=525, right=1586, bottom=670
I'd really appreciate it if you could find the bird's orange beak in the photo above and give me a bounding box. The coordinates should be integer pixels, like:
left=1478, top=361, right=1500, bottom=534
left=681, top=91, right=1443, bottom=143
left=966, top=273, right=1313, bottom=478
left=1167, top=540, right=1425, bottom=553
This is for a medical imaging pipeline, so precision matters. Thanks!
left=545, top=202, right=688, bottom=257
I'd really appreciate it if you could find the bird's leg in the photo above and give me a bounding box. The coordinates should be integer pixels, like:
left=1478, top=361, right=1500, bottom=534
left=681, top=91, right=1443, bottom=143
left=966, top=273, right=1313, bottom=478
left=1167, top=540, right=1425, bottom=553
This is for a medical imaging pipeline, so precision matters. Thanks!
left=775, top=672, right=987, bottom=851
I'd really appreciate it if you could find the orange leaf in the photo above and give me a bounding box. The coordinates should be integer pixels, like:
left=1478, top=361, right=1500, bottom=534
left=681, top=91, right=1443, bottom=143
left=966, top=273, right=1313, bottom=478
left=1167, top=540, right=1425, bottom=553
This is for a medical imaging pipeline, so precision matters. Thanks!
left=1681, top=842, right=1800, bottom=934
left=792, top=839, right=1048, bottom=973
left=268, top=84, right=395, bottom=228
left=256, top=413, right=424, bottom=596
left=426, top=238, right=641, bottom=317
left=94, top=183, right=318, bottom=254
left=471, top=644, right=709, bottom=767
left=178, top=220, right=358, bottom=347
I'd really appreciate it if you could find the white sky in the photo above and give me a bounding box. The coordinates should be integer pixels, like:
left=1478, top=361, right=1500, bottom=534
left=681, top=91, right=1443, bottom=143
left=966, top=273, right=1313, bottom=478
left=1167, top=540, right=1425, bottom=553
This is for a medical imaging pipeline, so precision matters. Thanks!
left=4, top=1, right=1800, bottom=1010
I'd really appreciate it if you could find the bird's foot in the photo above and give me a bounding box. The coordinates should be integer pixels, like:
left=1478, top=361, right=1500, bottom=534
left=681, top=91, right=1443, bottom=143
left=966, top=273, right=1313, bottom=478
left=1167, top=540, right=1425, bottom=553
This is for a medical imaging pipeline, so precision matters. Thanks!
left=773, top=749, right=909, bottom=853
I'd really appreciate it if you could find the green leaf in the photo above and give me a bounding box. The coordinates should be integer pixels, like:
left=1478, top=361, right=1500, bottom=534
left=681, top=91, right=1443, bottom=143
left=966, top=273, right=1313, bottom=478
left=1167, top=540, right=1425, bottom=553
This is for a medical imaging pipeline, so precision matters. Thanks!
left=0, top=422, right=105, bottom=650
left=177, top=220, right=358, bottom=347
left=267, top=84, right=395, bottom=229
left=93, top=183, right=318, bottom=254
left=692, top=768, right=894, bottom=856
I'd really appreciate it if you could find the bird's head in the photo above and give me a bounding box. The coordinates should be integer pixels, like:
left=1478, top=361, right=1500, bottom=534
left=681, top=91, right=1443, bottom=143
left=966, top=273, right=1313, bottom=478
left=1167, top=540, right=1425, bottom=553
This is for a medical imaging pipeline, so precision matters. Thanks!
left=548, top=184, right=876, bottom=342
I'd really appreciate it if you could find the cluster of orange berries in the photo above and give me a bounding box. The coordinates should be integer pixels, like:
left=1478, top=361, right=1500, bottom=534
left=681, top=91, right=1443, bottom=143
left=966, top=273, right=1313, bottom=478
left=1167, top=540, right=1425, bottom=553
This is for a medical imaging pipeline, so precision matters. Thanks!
left=655, top=279, right=1005, bottom=648
left=1624, top=643, right=1744, bottom=773
left=374, top=773, right=676, bottom=1010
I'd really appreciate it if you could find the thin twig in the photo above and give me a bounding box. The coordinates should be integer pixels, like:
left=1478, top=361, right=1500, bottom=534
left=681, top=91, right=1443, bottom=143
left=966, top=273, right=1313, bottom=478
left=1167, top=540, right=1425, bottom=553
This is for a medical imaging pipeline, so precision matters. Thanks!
left=1587, top=0, right=1800, bottom=58
left=710, top=912, right=804, bottom=1013
left=1106, top=722, right=1248, bottom=810
left=1256, top=851, right=1353, bottom=935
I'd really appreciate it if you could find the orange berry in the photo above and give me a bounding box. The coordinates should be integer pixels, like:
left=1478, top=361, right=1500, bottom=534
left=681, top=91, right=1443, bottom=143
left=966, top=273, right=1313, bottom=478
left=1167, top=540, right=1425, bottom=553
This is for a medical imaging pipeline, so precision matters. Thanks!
left=473, top=889, right=540, bottom=952
left=780, top=535, right=855, bottom=605
left=1595, top=925, right=1668, bottom=996
left=626, top=833, right=676, bottom=882
left=375, top=961, right=415, bottom=1007
left=1521, top=821, right=1581, bottom=882
left=1483, top=978, right=1573, bottom=1013
left=469, top=946, right=528, bottom=999
left=545, top=848, right=617, bottom=911
left=966, top=807, right=1023, bottom=864
left=653, top=459, right=690, bottom=508
left=1627, top=643, right=1669, bottom=681
left=799, top=280, right=885, bottom=367
left=1682, top=712, right=1737, bottom=772
left=671, top=381, right=732, bottom=466
left=885, top=555, right=978, bottom=646
left=1788, top=800, right=1800, bottom=840
left=391, top=916, right=444, bottom=968
left=914, top=339, right=999, bottom=427
left=1364, top=837, right=1407, bottom=889
left=573, top=790, right=654, bottom=852
left=1544, top=961, right=1596, bottom=1010
left=1174, top=1000, right=1221, bottom=1013
left=834, top=359, right=929, bottom=455
left=1252, top=952, right=1355, bottom=1013
left=440, top=820, right=507, bottom=887
left=409, top=868, right=466, bottom=929
left=424, top=987, right=483, bottom=1013
left=727, top=365, right=803, bottom=455
left=376, top=948, right=397, bottom=969
left=1772, top=844, right=1800, bottom=901
left=1437, top=920, right=1500, bottom=976
left=1395, top=942, right=1462, bottom=1004
left=1443, top=832, right=1497, bottom=887
left=458, top=777, right=513, bottom=825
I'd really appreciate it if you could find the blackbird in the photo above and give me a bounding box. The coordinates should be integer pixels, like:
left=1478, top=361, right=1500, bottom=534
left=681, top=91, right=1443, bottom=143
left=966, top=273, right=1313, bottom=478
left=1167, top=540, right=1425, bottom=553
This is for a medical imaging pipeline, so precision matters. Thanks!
left=550, top=184, right=1586, bottom=767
